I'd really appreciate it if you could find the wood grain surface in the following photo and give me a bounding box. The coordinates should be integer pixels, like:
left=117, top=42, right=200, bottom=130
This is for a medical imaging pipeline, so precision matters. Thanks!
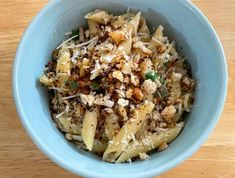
left=0, top=0, right=235, bottom=177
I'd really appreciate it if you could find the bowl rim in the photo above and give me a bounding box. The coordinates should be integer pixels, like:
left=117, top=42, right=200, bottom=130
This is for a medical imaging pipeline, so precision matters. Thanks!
left=13, top=0, right=228, bottom=177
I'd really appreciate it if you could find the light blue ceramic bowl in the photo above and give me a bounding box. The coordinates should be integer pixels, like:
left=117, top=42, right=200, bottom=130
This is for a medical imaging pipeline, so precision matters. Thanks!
left=13, top=0, right=227, bottom=177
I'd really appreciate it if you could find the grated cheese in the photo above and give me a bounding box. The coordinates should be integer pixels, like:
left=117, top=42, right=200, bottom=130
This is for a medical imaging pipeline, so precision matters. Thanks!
left=66, top=36, right=98, bottom=49
left=63, top=95, right=78, bottom=100
left=56, top=35, right=79, bottom=49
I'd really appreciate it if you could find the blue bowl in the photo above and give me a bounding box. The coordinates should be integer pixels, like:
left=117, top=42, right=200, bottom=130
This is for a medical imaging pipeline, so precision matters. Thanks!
left=13, top=0, right=227, bottom=177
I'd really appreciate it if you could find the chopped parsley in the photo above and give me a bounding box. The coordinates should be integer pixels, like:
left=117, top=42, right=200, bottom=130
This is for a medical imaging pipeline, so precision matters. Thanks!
left=91, top=81, right=100, bottom=91
left=69, top=80, right=78, bottom=90
left=71, top=29, right=79, bottom=40
left=154, top=89, right=169, bottom=100
left=161, top=90, right=169, bottom=99
left=145, top=72, right=158, bottom=81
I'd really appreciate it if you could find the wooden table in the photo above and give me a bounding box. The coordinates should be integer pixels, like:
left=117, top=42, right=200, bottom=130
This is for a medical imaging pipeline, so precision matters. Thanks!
left=0, top=0, right=234, bottom=177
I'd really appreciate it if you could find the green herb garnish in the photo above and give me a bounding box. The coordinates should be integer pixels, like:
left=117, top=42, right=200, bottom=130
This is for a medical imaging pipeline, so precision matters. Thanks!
left=69, top=80, right=78, bottom=90
left=145, top=72, right=158, bottom=81
left=71, top=29, right=79, bottom=36
left=161, top=90, right=169, bottom=99
left=91, top=81, right=100, bottom=91
left=154, top=89, right=169, bottom=100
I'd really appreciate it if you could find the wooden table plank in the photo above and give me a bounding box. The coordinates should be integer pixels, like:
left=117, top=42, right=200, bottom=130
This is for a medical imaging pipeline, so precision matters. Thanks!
left=0, top=0, right=234, bottom=177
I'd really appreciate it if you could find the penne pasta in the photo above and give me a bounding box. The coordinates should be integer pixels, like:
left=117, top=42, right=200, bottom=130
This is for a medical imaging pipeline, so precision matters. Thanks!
left=56, top=51, right=71, bottom=75
left=88, top=19, right=100, bottom=37
left=116, top=122, right=184, bottom=163
left=105, top=114, right=120, bottom=140
left=82, top=108, right=98, bottom=151
left=92, top=139, right=108, bottom=154
left=151, top=25, right=164, bottom=46
left=85, top=10, right=111, bottom=24
left=126, top=11, right=141, bottom=36
left=135, top=119, right=147, bottom=140
left=55, top=116, right=81, bottom=135
left=40, top=9, right=196, bottom=163
left=138, top=18, right=150, bottom=34
left=103, top=101, right=154, bottom=162
left=152, top=25, right=164, bottom=39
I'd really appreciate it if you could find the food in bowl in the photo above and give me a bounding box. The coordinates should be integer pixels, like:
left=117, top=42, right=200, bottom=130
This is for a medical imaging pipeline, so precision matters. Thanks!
left=39, top=9, right=196, bottom=163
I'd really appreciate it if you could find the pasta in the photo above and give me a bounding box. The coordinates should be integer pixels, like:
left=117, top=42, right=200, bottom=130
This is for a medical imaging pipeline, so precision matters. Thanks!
left=102, top=101, right=154, bottom=162
left=82, top=108, right=98, bottom=151
left=116, top=122, right=184, bottom=163
left=39, top=9, right=196, bottom=163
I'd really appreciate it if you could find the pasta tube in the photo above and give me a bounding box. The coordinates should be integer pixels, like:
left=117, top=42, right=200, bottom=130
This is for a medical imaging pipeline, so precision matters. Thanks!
left=116, top=122, right=184, bottom=163
left=82, top=108, right=98, bottom=151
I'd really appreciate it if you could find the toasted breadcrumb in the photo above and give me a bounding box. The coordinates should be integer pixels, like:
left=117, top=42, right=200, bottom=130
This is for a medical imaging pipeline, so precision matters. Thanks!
left=141, top=79, right=157, bottom=94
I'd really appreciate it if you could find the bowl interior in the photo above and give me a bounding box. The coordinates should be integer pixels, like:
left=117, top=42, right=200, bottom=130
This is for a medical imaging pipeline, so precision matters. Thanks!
left=14, top=0, right=227, bottom=177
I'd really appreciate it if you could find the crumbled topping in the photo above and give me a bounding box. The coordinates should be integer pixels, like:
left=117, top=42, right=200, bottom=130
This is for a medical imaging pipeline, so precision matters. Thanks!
left=133, top=41, right=152, bottom=54
left=132, top=87, right=144, bottom=101
left=117, top=98, right=129, bottom=107
left=94, top=95, right=114, bottom=108
left=130, top=73, right=139, bottom=86
left=116, top=89, right=125, bottom=98
left=112, top=71, right=124, bottom=82
left=80, top=94, right=95, bottom=106
left=126, top=88, right=133, bottom=99
left=141, top=79, right=157, bottom=94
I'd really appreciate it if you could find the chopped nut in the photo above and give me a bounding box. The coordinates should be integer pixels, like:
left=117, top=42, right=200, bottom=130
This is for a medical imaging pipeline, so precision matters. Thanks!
left=141, top=79, right=157, bottom=94
left=132, top=87, right=144, bottom=101
left=112, top=71, right=124, bottom=82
